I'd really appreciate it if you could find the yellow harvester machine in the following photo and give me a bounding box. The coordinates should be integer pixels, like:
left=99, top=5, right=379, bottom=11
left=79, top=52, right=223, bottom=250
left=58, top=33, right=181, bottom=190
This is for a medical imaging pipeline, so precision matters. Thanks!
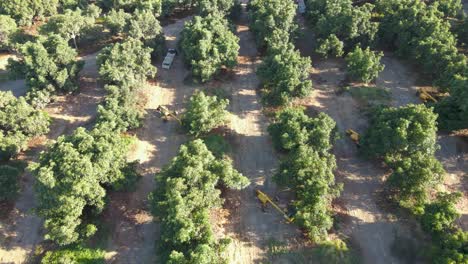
left=156, top=105, right=181, bottom=124
left=417, top=87, right=448, bottom=103
left=346, top=129, right=360, bottom=146
left=255, top=189, right=294, bottom=223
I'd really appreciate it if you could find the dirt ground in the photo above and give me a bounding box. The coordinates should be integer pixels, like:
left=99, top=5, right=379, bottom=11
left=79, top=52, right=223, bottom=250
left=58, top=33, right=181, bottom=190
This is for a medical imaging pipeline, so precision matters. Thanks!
left=298, top=57, right=403, bottom=264
left=0, top=52, right=104, bottom=264
left=295, top=14, right=468, bottom=263
left=222, top=4, right=308, bottom=264
left=103, top=16, right=194, bottom=263
left=0, top=54, right=27, bottom=97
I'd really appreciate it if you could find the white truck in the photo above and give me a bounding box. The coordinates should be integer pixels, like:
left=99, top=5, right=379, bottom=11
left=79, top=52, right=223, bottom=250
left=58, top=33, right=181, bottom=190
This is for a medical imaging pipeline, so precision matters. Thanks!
left=162, top=49, right=178, bottom=69
left=297, top=0, right=306, bottom=14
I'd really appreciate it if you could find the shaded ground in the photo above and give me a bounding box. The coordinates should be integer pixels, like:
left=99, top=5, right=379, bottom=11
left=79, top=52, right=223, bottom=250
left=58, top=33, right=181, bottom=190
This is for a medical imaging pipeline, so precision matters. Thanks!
left=298, top=58, right=403, bottom=264
left=0, top=52, right=104, bottom=264
left=0, top=54, right=27, bottom=97
left=104, top=17, right=193, bottom=264
left=222, top=4, right=307, bottom=264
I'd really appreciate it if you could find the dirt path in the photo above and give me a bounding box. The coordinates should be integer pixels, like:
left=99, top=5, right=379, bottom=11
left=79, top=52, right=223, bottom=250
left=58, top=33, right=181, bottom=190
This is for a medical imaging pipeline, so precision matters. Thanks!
left=0, top=52, right=104, bottom=264
left=376, top=55, right=421, bottom=107
left=299, top=58, right=403, bottom=264
left=220, top=4, right=306, bottom=264
left=104, top=17, right=194, bottom=264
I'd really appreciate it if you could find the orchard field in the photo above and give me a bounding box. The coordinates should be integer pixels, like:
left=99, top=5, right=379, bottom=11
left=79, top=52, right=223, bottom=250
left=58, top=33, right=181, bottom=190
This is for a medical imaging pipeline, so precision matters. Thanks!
left=0, top=0, right=467, bottom=263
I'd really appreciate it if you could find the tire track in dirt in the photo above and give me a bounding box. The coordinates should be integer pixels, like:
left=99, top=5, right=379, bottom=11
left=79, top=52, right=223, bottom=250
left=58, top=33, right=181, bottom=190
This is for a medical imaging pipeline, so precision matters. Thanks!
left=104, top=17, right=194, bottom=264
left=300, top=59, right=402, bottom=264
left=223, top=4, right=306, bottom=264
left=0, top=52, right=105, bottom=264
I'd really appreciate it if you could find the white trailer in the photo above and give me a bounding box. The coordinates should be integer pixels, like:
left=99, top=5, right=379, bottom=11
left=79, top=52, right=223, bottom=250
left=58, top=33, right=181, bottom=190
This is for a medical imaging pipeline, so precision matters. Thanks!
left=297, top=0, right=306, bottom=14
left=162, top=49, right=177, bottom=69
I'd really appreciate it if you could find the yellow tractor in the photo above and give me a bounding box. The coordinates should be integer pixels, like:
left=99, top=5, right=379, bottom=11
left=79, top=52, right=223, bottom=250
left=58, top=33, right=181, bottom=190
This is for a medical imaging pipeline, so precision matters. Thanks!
left=416, top=87, right=448, bottom=103
left=156, top=105, right=181, bottom=124
left=346, top=129, right=360, bottom=147
left=255, top=189, right=294, bottom=223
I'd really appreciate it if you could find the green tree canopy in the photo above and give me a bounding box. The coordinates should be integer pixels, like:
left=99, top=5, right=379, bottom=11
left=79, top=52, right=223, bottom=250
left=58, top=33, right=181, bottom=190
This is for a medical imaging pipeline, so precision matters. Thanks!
left=8, top=35, right=84, bottom=106
left=98, top=0, right=162, bottom=15
left=386, top=152, right=444, bottom=209
left=97, top=38, right=156, bottom=85
left=0, top=91, right=50, bottom=160
left=182, top=91, right=229, bottom=137
left=39, top=7, right=100, bottom=49
left=257, top=41, right=312, bottom=105
left=0, top=15, right=17, bottom=51
left=32, top=125, right=135, bottom=245
left=316, top=34, right=344, bottom=59
left=149, top=139, right=249, bottom=262
left=275, top=145, right=341, bottom=242
left=268, top=107, right=336, bottom=152
left=0, top=165, right=21, bottom=201
left=248, top=0, right=297, bottom=48
left=361, top=104, right=439, bottom=159
left=307, top=0, right=379, bottom=50
left=345, top=46, right=385, bottom=83
left=197, top=0, right=235, bottom=15
left=180, top=14, right=239, bottom=82
left=0, top=0, right=59, bottom=25
left=96, top=82, right=144, bottom=132
left=103, top=9, right=131, bottom=35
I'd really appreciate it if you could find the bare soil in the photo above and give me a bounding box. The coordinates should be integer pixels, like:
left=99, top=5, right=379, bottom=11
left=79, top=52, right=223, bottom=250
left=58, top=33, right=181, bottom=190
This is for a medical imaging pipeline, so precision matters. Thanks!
left=103, top=16, right=193, bottom=264
left=222, top=5, right=308, bottom=264
left=0, top=52, right=104, bottom=264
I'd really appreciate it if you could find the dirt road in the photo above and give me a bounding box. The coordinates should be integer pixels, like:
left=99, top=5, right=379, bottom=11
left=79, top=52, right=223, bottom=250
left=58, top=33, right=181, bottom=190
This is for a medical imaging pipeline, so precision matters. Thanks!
left=220, top=4, right=307, bottom=264
left=0, top=52, right=104, bottom=264
left=299, top=58, right=403, bottom=264
left=104, top=17, right=193, bottom=263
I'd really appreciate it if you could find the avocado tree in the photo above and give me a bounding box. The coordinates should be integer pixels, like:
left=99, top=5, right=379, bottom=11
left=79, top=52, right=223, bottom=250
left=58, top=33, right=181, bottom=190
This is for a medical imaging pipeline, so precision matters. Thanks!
left=0, top=15, right=17, bottom=51
left=268, top=107, right=336, bottom=152
left=419, top=192, right=468, bottom=264
left=182, top=91, right=229, bottom=137
left=316, top=34, right=344, bottom=59
left=275, top=145, right=341, bottom=242
left=39, top=7, right=100, bottom=49
left=307, top=0, right=379, bottom=50
left=32, top=125, right=135, bottom=245
left=345, top=46, right=385, bottom=83
left=180, top=14, right=239, bottom=82
left=97, top=38, right=156, bottom=85
left=128, top=9, right=165, bottom=57
left=248, top=0, right=297, bottom=48
left=0, top=165, right=21, bottom=201
left=0, top=0, right=59, bottom=25
left=96, top=83, right=144, bottom=132
left=386, top=152, right=444, bottom=208
left=257, top=41, right=312, bottom=105
left=149, top=139, right=249, bottom=262
left=0, top=91, right=50, bottom=160
left=361, top=104, right=439, bottom=159
left=103, top=9, right=131, bottom=35
left=7, top=35, right=84, bottom=106
left=197, top=0, right=235, bottom=15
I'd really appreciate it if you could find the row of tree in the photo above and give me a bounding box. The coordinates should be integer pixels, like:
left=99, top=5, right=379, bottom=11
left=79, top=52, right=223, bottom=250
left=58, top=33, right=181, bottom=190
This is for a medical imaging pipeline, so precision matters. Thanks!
left=376, top=0, right=467, bottom=130
left=306, top=0, right=385, bottom=83
left=149, top=139, right=249, bottom=263
left=148, top=4, right=250, bottom=261
left=180, top=11, right=239, bottom=82
left=361, top=104, right=467, bottom=263
left=248, top=0, right=313, bottom=105
left=268, top=107, right=341, bottom=242
left=32, top=28, right=157, bottom=245
left=0, top=92, right=50, bottom=202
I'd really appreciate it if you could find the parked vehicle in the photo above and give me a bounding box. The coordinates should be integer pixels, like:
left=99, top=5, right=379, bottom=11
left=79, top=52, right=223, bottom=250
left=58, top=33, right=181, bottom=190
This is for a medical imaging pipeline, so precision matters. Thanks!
left=162, top=49, right=178, bottom=69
